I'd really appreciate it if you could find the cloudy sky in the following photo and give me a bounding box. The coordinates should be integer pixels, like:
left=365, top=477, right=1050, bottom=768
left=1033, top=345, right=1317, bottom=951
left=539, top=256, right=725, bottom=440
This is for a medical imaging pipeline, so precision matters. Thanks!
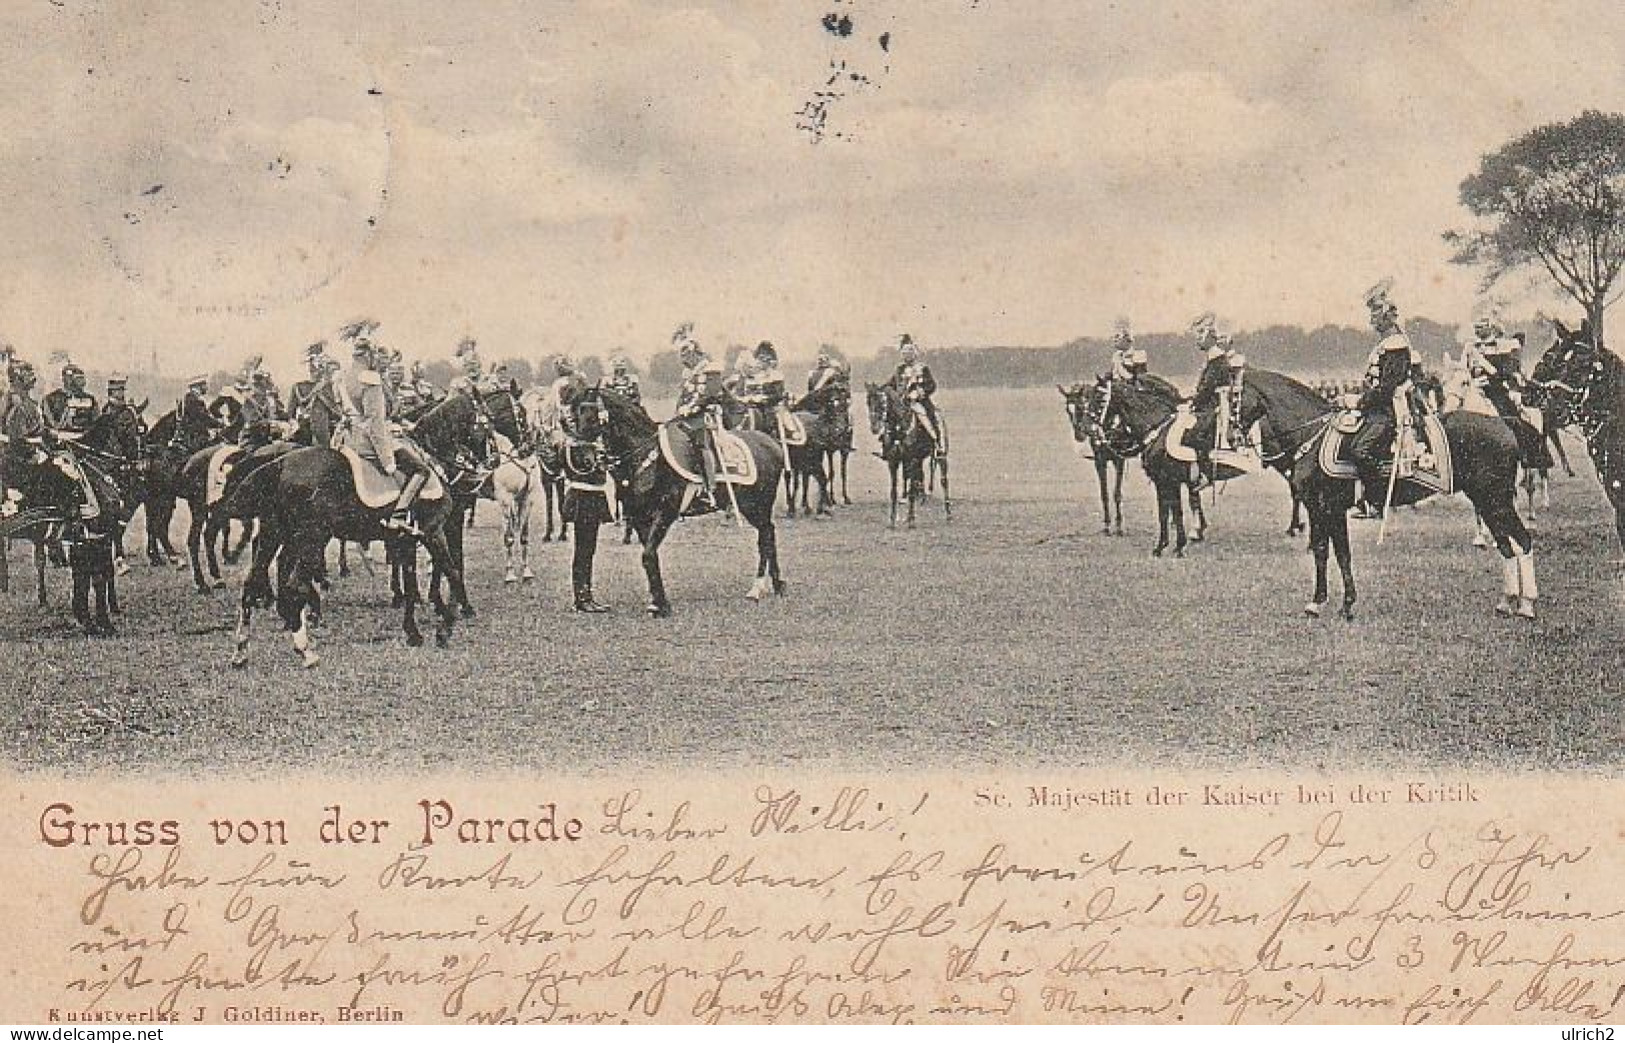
left=1, top=0, right=1621, bottom=378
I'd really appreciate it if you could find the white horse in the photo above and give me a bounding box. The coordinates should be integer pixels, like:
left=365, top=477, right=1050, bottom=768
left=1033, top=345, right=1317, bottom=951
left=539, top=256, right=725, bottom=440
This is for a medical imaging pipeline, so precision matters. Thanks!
left=490, top=424, right=541, bottom=585
left=518, top=386, right=569, bottom=542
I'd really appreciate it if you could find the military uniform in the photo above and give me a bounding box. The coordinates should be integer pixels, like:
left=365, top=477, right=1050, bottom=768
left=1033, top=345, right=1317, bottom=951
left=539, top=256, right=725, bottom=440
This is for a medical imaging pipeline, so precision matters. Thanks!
left=607, top=366, right=642, bottom=406
left=42, top=378, right=98, bottom=443
left=888, top=337, right=940, bottom=444
left=1349, top=283, right=1424, bottom=475
left=675, top=347, right=725, bottom=502
left=288, top=365, right=342, bottom=448
left=557, top=374, right=613, bottom=612
left=173, top=381, right=221, bottom=451
left=338, top=344, right=429, bottom=530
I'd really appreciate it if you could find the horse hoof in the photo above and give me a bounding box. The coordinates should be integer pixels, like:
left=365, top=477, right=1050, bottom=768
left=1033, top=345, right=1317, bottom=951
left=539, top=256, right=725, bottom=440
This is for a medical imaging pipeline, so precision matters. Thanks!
left=212, top=579, right=227, bottom=590
left=521, top=569, right=536, bottom=582
left=647, top=603, right=672, bottom=619
left=231, top=652, right=248, bottom=669
left=1340, top=605, right=1356, bottom=621
left=1173, top=548, right=1185, bottom=559
left=1151, top=548, right=1163, bottom=558
left=1303, top=602, right=1323, bottom=618
left=391, top=593, right=406, bottom=608
left=459, top=605, right=476, bottom=620
left=301, top=652, right=321, bottom=669
left=503, top=573, right=518, bottom=585
left=407, top=631, right=424, bottom=648
left=1101, top=526, right=1112, bottom=536
left=1189, top=534, right=1204, bottom=544
left=773, top=579, right=788, bottom=597
left=435, top=632, right=450, bottom=649
left=1517, top=600, right=1537, bottom=621
left=1495, top=599, right=1513, bottom=617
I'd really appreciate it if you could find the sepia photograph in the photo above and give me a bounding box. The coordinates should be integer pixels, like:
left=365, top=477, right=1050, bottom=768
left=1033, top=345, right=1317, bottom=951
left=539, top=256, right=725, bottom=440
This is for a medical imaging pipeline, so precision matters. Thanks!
left=1, top=0, right=1622, bottom=1028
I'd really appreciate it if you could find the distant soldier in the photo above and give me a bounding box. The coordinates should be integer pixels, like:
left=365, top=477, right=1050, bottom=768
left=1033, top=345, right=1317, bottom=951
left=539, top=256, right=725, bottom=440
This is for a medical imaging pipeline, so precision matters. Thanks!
left=173, top=374, right=220, bottom=450
left=673, top=334, right=725, bottom=506
left=1183, top=314, right=1247, bottom=473
left=887, top=333, right=941, bottom=445
left=1348, top=279, right=1425, bottom=477
left=1462, top=314, right=1526, bottom=421
left=237, top=366, right=285, bottom=450
left=556, top=373, right=613, bottom=613
left=807, top=349, right=845, bottom=397
left=42, top=361, right=98, bottom=442
left=606, top=355, right=642, bottom=406
left=450, top=336, right=484, bottom=394
left=1108, top=319, right=1147, bottom=382
left=1, top=357, right=49, bottom=508
left=287, top=343, right=342, bottom=447
left=736, top=341, right=787, bottom=431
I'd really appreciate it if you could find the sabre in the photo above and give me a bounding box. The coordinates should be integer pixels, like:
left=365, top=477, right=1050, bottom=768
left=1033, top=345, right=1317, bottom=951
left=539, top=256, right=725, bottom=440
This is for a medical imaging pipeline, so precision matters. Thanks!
left=1376, top=430, right=1402, bottom=546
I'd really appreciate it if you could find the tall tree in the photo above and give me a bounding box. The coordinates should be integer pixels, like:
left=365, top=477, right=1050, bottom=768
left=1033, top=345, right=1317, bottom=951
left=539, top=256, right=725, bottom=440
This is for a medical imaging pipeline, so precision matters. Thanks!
left=1446, top=109, right=1625, bottom=345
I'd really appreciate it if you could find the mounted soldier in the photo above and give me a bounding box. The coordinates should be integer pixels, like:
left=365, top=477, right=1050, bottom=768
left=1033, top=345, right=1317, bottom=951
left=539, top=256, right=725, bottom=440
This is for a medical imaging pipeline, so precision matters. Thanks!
left=606, top=355, right=642, bottom=406
left=1108, top=319, right=1147, bottom=383
left=1462, top=313, right=1526, bottom=421
left=287, top=342, right=342, bottom=448
left=673, top=325, right=725, bottom=507
left=336, top=336, right=430, bottom=533
left=803, top=348, right=850, bottom=425
left=42, top=361, right=99, bottom=445
left=738, top=341, right=787, bottom=431
left=1348, top=279, right=1427, bottom=479
left=208, top=368, right=248, bottom=443
left=450, top=336, right=485, bottom=395
left=888, top=333, right=942, bottom=447
left=1, top=357, right=47, bottom=506
left=237, top=363, right=286, bottom=451
left=173, top=374, right=221, bottom=452
left=1181, top=313, right=1248, bottom=478
left=99, top=373, right=146, bottom=457
left=408, top=360, right=440, bottom=408
left=535, top=354, right=578, bottom=450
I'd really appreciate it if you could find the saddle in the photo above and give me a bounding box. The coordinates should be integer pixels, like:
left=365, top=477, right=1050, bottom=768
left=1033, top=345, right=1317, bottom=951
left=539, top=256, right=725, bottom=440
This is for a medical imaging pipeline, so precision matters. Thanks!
left=204, top=443, right=239, bottom=506
left=656, top=422, right=758, bottom=486
left=1320, top=410, right=1454, bottom=497
left=777, top=407, right=809, bottom=446
left=338, top=447, right=447, bottom=509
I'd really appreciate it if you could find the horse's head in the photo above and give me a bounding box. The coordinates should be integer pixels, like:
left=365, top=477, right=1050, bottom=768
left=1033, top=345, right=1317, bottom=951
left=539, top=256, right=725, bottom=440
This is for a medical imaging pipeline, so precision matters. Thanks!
left=864, top=382, right=888, bottom=436
left=1527, top=319, right=1603, bottom=422
left=1058, top=383, right=1089, bottom=443
left=478, top=386, right=526, bottom=446
left=590, top=384, right=657, bottom=459
left=1098, top=376, right=1175, bottom=439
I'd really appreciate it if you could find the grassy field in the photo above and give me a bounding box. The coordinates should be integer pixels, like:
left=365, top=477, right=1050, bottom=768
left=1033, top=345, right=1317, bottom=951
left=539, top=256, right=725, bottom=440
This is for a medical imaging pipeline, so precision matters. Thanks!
left=1, top=387, right=1620, bottom=776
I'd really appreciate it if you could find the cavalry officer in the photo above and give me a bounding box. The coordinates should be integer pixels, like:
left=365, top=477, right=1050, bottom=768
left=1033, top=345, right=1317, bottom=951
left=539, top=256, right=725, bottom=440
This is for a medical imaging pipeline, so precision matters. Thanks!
left=607, top=356, right=642, bottom=406
left=1463, top=315, right=1525, bottom=421
left=1109, top=319, right=1147, bottom=382
left=173, top=373, right=220, bottom=450
left=674, top=335, right=725, bottom=507
left=237, top=366, right=285, bottom=450
left=42, top=361, right=98, bottom=442
left=889, top=333, right=941, bottom=445
left=808, top=349, right=845, bottom=396
left=339, top=338, right=429, bottom=533
left=287, top=343, right=342, bottom=448
left=1, top=357, right=48, bottom=501
left=1348, top=279, right=1425, bottom=478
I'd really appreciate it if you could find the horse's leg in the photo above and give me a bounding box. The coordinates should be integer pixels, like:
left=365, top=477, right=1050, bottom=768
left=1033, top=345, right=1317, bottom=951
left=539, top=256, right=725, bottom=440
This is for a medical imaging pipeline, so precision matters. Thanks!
left=1329, top=505, right=1356, bottom=620
left=641, top=509, right=678, bottom=617
left=399, top=535, right=425, bottom=647
left=747, top=515, right=786, bottom=600
left=0, top=535, right=9, bottom=593
left=519, top=482, right=536, bottom=582
left=104, top=535, right=121, bottom=618
left=202, top=510, right=227, bottom=589
left=938, top=455, right=951, bottom=521
left=420, top=527, right=462, bottom=646
left=286, top=540, right=321, bottom=668
left=1094, top=457, right=1112, bottom=534
left=1186, top=481, right=1205, bottom=543
left=501, top=491, right=519, bottom=584
left=839, top=450, right=852, bottom=505
left=1304, top=499, right=1329, bottom=617
left=71, top=545, right=92, bottom=633
left=1549, top=425, right=1575, bottom=477
left=1483, top=496, right=1538, bottom=619
left=35, top=539, right=47, bottom=607
left=1152, top=479, right=1171, bottom=558
left=186, top=504, right=210, bottom=593
left=1171, top=479, right=1189, bottom=558
left=94, top=544, right=115, bottom=634
left=905, top=464, right=919, bottom=529
left=447, top=506, right=474, bottom=618
left=888, top=461, right=899, bottom=529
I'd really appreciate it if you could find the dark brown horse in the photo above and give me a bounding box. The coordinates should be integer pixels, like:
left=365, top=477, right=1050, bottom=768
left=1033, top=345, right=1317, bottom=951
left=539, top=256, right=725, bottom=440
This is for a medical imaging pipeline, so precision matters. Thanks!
left=1059, top=378, right=1136, bottom=536
left=219, top=389, right=513, bottom=667
left=864, top=382, right=950, bottom=529
left=1084, top=375, right=1208, bottom=556
left=590, top=386, right=786, bottom=616
left=1528, top=319, right=1625, bottom=588
left=1237, top=367, right=1533, bottom=619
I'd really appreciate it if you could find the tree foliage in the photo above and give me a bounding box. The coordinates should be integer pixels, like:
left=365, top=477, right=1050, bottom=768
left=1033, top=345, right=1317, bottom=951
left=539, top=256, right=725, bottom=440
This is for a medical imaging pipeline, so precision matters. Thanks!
left=1446, top=109, right=1625, bottom=342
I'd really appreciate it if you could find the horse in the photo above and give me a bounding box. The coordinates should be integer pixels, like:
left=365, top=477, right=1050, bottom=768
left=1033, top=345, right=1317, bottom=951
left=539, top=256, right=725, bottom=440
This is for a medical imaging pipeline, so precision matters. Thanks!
left=489, top=421, right=541, bottom=586
left=432, top=386, right=524, bottom=616
left=517, top=387, right=570, bottom=543
left=800, top=379, right=855, bottom=506
left=175, top=436, right=295, bottom=593
left=0, top=440, right=129, bottom=635
left=1059, top=379, right=1135, bottom=535
left=588, top=386, right=786, bottom=616
left=864, top=382, right=950, bottom=528
left=1233, top=366, right=1533, bottom=620
left=1527, top=319, right=1625, bottom=587
left=1084, top=375, right=1208, bottom=557
left=139, top=408, right=207, bottom=569
left=1436, top=357, right=1556, bottom=549
left=730, top=398, right=837, bottom=519
left=219, top=387, right=513, bottom=667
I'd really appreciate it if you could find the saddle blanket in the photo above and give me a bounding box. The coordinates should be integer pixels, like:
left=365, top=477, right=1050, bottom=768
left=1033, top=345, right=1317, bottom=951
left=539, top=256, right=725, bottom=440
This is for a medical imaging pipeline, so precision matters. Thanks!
left=779, top=408, right=808, bottom=447
left=205, top=444, right=238, bottom=507
left=339, top=447, right=446, bottom=509
left=1320, top=411, right=1453, bottom=495
left=657, top=424, right=759, bottom=486
left=1166, top=409, right=1198, bottom=463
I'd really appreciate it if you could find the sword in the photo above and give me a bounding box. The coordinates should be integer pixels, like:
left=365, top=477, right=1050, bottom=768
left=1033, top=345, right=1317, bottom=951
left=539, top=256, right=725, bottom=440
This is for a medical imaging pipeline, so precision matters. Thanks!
left=1376, top=430, right=1403, bottom=546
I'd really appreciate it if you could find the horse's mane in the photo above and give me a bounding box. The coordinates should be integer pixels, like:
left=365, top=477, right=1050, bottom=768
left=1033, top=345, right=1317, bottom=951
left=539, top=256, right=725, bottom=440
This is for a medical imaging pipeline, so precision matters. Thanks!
left=1244, top=367, right=1334, bottom=419
left=411, top=390, right=472, bottom=451
left=1135, top=373, right=1183, bottom=403
left=597, top=385, right=658, bottom=439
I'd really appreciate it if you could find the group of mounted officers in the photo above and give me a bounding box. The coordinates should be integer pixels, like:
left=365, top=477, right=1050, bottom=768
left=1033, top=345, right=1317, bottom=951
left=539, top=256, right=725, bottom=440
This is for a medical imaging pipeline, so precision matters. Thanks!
left=1102, top=281, right=1541, bottom=485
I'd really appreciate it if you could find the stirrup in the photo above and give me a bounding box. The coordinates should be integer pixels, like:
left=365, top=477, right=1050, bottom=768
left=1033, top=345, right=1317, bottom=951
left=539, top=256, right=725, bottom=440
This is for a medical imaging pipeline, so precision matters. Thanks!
left=383, top=512, right=421, bottom=536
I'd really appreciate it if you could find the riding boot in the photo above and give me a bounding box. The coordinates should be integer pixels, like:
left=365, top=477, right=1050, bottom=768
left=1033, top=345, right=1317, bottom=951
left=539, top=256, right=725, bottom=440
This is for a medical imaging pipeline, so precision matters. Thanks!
left=571, top=522, right=608, bottom=611
left=385, top=472, right=428, bottom=535
left=699, top=441, right=719, bottom=509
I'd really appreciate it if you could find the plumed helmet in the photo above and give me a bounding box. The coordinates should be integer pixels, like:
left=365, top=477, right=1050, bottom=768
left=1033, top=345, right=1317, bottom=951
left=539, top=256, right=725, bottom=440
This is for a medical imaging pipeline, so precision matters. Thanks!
left=187, top=373, right=209, bottom=389
left=454, top=336, right=479, bottom=359
left=107, top=372, right=128, bottom=388
left=1188, top=312, right=1219, bottom=348
left=553, top=354, right=574, bottom=376
left=1364, top=278, right=1399, bottom=324
left=1111, top=317, right=1133, bottom=347
left=753, top=340, right=778, bottom=364
left=610, top=355, right=629, bottom=371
